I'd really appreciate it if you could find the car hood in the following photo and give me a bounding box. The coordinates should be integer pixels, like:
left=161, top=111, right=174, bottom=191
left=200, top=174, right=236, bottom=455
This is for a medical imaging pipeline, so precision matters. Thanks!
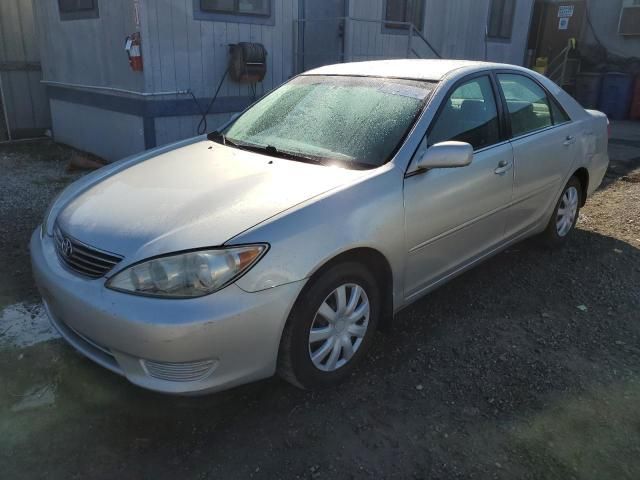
left=58, top=141, right=364, bottom=260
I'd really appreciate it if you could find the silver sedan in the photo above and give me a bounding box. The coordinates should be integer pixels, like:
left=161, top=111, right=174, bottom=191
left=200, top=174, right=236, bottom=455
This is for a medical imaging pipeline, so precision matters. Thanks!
left=31, top=60, right=609, bottom=394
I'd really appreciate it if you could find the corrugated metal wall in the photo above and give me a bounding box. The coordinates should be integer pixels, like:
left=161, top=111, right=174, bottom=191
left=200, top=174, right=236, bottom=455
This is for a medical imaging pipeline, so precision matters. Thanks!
left=143, top=0, right=298, bottom=98
left=143, top=0, right=299, bottom=146
left=30, top=0, right=534, bottom=159
left=421, top=0, right=533, bottom=65
left=348, top=0, right=415, bottom=61
left=35, top=0, right=143, bottom=91
left=0, top=0, right=50, bottom=140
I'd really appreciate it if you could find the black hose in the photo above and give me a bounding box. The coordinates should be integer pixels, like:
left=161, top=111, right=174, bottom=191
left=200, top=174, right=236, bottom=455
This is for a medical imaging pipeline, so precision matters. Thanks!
left=190, top=67, right=229, bottom=136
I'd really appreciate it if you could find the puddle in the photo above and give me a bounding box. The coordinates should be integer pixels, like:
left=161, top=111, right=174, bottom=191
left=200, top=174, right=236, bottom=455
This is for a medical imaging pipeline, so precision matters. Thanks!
left=0, top=302, right=59, bottom=349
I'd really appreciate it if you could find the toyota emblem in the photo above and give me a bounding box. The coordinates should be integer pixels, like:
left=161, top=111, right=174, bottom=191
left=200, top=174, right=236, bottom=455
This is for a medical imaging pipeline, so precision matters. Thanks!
left=61, top=237, right=73, bottom=258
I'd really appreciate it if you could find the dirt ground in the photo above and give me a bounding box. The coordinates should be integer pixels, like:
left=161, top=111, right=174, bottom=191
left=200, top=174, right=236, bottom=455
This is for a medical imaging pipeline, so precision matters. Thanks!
left=1, top=127, right=639, bottom=480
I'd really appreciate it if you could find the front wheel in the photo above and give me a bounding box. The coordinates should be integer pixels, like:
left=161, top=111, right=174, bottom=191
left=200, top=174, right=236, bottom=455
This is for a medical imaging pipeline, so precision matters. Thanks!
left=277, top=262, right=380, bottom=390
left=541, top=177, right=582, bottom=248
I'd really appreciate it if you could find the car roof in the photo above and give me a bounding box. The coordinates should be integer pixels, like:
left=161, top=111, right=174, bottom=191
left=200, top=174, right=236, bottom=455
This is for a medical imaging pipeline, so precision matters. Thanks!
left=303, top=59, right=520, bottom=81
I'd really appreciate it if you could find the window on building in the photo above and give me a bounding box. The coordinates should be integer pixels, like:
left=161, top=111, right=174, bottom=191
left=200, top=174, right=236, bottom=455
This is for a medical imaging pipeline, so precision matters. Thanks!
left=429, top=76, right=501, bottom=151
left=58, top=0, right=99, bottom=20
left=487, top=0, right=515, bottom=39
left=200, top=0, right=270, bottom=16
left=385, top=0, right=425, bottom=32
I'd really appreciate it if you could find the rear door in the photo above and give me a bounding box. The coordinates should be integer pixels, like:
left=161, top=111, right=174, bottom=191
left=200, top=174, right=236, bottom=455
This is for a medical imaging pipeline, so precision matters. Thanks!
left=496, top=72, right=578, bottom=238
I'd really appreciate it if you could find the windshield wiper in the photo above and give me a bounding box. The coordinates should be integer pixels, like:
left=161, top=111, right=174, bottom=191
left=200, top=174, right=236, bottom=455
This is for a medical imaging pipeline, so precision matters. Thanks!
left=236, top=144, right=326, bottom=165
left=206, top=130, right=238, bottom=147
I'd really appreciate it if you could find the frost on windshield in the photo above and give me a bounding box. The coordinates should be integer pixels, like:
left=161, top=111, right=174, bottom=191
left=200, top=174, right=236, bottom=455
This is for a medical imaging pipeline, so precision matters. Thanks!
left=226, top=76, right=434, bottom=167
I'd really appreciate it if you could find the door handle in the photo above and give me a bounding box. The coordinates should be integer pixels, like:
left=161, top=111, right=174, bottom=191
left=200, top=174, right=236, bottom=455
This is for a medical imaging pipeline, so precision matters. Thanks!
left=564, top=135, right=576, bottom=146
left=494, top=160, right=512, bottom=175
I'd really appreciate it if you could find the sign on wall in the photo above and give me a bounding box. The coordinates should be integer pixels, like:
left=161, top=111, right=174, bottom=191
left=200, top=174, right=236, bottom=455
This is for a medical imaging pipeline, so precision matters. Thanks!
left=558, top=5, right=575, bottom=17
left=558, top=17, right=570, bottom=30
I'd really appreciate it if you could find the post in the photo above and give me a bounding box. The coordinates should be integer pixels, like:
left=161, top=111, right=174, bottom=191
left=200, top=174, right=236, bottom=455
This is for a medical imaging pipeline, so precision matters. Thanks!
left=344, top=17, right=353, bottom=63
left=407, top=24, right=414, bottom=59
left=293, top=19, right=301, bottom=75
left=0, top=74, right=11, bottom=141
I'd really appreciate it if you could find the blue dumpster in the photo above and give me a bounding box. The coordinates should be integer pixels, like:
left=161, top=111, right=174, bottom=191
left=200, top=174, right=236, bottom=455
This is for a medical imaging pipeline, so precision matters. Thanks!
left=598, top=72, right=634, bottom=120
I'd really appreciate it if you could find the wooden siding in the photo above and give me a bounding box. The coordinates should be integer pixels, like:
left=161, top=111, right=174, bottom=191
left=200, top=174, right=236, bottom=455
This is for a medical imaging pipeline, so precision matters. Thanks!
left=142, top=0, right=299, bottom=98
left=142, top=0, right=298, bottom=145
left=34, top=0, right=144, bottom=91
left=0, top=0, right=50, bottom=139
left=347, top=0, right=533, bottom=64
left=348, top=0, right=419, bottom=61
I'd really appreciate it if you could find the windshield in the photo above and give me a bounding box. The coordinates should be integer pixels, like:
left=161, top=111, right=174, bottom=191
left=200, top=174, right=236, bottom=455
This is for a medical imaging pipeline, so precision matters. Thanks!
left=223, top=75, right=435, bottom=168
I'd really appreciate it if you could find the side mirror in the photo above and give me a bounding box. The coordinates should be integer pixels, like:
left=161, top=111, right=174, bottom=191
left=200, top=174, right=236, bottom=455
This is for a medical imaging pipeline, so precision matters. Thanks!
left=415, top=141, right=473, bottom=170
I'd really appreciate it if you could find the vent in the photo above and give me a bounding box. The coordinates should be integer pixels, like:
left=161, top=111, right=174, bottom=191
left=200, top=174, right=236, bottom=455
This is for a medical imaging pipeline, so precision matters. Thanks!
left=619, top=1, right=640, bottom=36
left=54, top=225, right=123, bottom=278
left=142, top=359, right=218, bottom=383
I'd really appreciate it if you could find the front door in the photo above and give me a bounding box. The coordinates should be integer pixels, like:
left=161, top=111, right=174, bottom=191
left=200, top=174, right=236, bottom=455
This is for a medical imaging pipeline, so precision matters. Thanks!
left=403, top=75, right=514, bottom=300
left=301, top=0, right=346, bottom=71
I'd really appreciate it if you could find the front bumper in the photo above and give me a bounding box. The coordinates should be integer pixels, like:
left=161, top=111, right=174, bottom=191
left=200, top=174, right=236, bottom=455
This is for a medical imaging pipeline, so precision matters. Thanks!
left=30, top=229, right=303, bottom=394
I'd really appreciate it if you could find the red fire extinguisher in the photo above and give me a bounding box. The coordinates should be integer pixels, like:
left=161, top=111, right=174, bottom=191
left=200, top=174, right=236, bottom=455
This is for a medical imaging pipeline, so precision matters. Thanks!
left=125, top=32, right=143, bottom=72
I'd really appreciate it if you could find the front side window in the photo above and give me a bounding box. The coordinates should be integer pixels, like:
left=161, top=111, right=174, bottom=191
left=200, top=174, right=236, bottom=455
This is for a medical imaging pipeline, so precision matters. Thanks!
left=385, top=0, right=425, bottom=31
left=497, top=74, right=554, bottom=137
left=58, top=0, right=99, bottom=20
left=200, top=0, right=270, bottom=16
left=428, top=76, right=501, bottom=151
left=224, top=75, right=435, bottom=168
left=488, top=0, right=515, bottom=39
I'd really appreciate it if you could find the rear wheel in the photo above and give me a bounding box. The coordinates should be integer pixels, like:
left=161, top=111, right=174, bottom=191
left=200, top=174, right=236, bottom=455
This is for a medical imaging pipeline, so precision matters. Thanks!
left=541, top=176, right=582, bottom=248
left=278, top=262, right=380, bottom=390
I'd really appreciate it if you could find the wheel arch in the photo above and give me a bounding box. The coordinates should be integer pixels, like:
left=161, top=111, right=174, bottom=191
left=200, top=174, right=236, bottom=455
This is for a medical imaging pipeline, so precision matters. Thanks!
left=300, top=247, right=395, bottom=329
left=573, top=167, right=590, bottom=207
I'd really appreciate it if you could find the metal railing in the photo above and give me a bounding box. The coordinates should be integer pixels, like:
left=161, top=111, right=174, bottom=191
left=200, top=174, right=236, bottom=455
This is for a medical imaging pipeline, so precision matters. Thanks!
left=293, top=17, right=440, bottom=73
left=547, top=38, right=576, bottom=86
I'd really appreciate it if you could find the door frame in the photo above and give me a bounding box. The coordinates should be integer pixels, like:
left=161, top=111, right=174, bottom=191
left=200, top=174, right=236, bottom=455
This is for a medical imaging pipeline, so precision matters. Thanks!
left=405, top=70, right=511, bottom=177
left=297, top=0, right=350, bottom=73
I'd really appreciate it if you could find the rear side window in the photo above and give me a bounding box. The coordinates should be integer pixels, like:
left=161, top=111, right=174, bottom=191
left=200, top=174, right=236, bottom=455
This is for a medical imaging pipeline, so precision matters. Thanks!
left=550, top=97, right=571, bottom=124
left=428, top=76, right=500, bottom=151
left=497, top=74, right=555, bottom=137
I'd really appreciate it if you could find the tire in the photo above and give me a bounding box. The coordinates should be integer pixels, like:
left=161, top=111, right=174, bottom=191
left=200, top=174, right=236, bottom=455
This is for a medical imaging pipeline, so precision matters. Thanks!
left=278, top=262, right=380, bottom=390
left=541, top=176, right=582, bottom=248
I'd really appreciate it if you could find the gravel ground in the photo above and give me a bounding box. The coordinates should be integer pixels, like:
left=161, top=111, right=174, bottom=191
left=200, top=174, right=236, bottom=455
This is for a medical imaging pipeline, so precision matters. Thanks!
left=0, top=136, right=639, bottom=480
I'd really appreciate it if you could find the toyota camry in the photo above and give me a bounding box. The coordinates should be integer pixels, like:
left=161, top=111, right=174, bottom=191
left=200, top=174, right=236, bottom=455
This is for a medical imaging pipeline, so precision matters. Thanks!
left=31, top=60, right=609, bottom=394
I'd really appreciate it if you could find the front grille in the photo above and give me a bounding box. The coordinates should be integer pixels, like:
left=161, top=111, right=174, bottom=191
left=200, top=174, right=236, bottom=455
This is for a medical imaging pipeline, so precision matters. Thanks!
left=142, top=359, right=218, bottom=382
left=54, top=225, right=123, bottom=278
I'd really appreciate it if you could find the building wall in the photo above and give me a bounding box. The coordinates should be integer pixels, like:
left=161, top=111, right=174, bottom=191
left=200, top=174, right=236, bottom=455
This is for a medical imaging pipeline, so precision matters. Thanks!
left=581, top=0, right=640, bottom=59
left=345, top=0, right=533, bottom=64
left=50, top=99, right=145, bottom=160
left=142, top=0, right=299, bottom=147
left=34, top=0, right=535, bottom=160
left=421, top=0, right=534, bottom=64
left=347, top=0, right=420, bottom=61
left=142, top=0, right=298, bottom=99
left=34, top=0, right=143, bottom=91
left=0, top=0, right=50, bottom=139
left=486, top=0, right=535, bottom=65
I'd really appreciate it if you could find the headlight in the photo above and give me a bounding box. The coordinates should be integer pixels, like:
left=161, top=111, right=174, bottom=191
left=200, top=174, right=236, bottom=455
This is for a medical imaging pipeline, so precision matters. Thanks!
left=106, top=245, right=268, bottom=298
